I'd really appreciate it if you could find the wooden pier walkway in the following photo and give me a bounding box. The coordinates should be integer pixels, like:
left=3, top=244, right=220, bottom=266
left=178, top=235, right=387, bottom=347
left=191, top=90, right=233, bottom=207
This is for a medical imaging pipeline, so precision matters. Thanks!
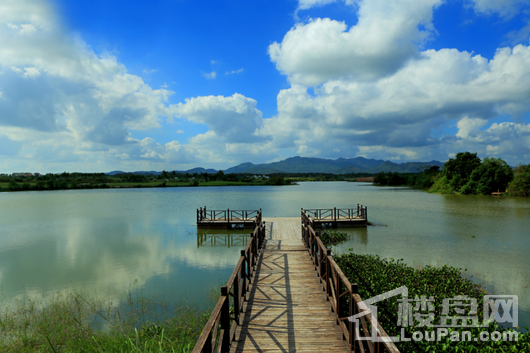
left=230, top=218, right=348, bottom=352
left=193, top=208, right=399, bottom=353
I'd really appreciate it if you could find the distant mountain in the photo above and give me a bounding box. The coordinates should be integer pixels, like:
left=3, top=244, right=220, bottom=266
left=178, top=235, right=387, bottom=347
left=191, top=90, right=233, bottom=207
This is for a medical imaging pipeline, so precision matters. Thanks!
left=105, top=168, right=217, bottom=176
left=106, top=157, right=444, bottom=176
left=224, top=162, right=255, bottom=174
left=223, top=156, right=443, bottom=174
left=106, top=170, right=125, bottom=175
left=183, top=167, right=218, bottom=174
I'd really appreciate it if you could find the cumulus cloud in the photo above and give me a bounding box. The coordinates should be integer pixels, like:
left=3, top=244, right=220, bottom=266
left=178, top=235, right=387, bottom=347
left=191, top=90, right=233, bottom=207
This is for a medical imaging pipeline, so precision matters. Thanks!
left=270, top=0, right=442, bottom=86
left=174, top=93, right=266, bottom=143
left=2, top=0, right=530, bottom=171
left=0, top=0, right=188, bottom=171
left=262, top=42, right=530, bottom=163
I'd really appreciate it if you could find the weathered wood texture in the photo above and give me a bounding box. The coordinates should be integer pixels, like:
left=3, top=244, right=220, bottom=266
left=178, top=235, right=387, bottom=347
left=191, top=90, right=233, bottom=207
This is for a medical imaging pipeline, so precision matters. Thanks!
left=302, top=207, right=367, bottom=228
left=263, top=217, right=301, bottom=240
left=197, top=207, right=262, bottom=229
left=301, top=215, right=400, bottom=353
left=195, top=212, right=399, bottom=353
left=230, top=219, right=349, bottom=352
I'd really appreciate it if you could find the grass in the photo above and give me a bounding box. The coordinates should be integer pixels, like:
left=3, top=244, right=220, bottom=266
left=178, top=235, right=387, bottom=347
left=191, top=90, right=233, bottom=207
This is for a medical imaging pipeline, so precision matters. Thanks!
left=0, top=288, right=217, bottom=352
left=318, top=230, right=349, bottom=246
left=334, top=252, right=530, bottom=352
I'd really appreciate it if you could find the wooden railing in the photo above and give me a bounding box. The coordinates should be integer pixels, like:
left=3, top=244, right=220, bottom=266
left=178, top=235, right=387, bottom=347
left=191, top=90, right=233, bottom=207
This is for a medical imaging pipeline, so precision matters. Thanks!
left=197, top=207, right=262, bottom=225
left=192, top=221, right=266, bottom=353
left=301, top=215, right=399, bottom=353
left=302, top=205, right=367, bottom=221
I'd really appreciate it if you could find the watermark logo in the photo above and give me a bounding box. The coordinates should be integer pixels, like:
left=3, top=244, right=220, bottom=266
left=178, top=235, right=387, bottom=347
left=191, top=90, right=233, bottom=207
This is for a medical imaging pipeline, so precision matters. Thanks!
left=348, top=286, right=519, bottom=343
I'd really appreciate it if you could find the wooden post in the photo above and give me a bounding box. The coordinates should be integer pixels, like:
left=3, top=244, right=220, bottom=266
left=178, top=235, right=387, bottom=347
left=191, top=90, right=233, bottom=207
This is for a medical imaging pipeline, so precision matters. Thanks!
left=334, top=207, right=337, bottom=221
left=221, top=286, right=230, bottom=352
left=234, top=271, right=240, bottom=325
left=227, top=208, right=230, bottom=225
left=319, top=243, right=323, bottom=280
left=326, top=249, right=331, bottom=299
left=350, top=283, right=358, bottom=350
left=241, top=250, right=247, bottom=297
left=335, top=267, right=340, bottom=325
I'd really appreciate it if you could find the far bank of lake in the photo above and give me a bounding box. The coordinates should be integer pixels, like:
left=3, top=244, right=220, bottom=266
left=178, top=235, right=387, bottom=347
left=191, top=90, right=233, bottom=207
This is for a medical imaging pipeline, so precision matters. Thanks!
left=0, top=182, right=528, bottom=328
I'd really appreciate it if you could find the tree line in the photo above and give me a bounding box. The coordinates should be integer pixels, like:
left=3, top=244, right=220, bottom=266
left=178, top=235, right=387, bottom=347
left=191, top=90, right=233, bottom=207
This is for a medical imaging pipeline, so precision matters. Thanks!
left=374, top=152, right=529, bottom=196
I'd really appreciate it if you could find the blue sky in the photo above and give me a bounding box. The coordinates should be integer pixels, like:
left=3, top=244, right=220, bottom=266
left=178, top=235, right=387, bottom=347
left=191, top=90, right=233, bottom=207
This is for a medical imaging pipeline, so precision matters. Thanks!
left=1, top=0, right=530, bottom=172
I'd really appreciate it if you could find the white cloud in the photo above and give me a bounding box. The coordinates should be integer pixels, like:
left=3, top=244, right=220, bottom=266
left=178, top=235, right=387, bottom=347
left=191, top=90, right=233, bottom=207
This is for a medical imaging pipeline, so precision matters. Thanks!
left=469, top=0, right=530, bottom=19
left=2, top=0, right=530, bottom=171
left=202, top=71, right=217, bottom=79
left=12, top=66, right=41, bottom=79
left=261, top=42, right=530, bottom=164
left=225, top=68, right=244, bottom=75
left=143, top=68, right=157, bottom=74
left=456, top=117, right=488, bottom=140
left=175, top=93, right=266, bottom=143
left=270, top=0, right=442, bottom=86
left=7, top=23, right=38, bottom=35
left=0, top=0, right=183, bottom=171
left=297, top=0, right=340, bottom=10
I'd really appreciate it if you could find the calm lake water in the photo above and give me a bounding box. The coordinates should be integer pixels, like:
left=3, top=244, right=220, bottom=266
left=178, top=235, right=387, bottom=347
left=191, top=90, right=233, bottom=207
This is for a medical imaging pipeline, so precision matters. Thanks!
left=0, top=182, right=529, bottom=328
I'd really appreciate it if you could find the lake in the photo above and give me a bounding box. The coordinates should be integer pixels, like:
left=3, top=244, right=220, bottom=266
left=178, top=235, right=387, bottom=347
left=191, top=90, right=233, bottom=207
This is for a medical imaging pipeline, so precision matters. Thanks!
left=0, top=182, right=528, bottom=329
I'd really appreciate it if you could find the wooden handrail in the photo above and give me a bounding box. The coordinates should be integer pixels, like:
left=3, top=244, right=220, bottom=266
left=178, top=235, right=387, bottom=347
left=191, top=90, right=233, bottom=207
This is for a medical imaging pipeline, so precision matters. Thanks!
left=197, top=207, right=262, bottom=227
left=192, top=220, right=265, bottom=353
left=302, top=206, right=367, bottom=221
left=301, top=217, right=399, bottom=353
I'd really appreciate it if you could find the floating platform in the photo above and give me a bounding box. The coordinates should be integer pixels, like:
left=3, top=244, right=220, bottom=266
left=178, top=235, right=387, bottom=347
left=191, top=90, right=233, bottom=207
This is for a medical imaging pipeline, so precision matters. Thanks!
left=197, top=207, right=262, bottom=229
left=302, top=206, right=368, bottom=228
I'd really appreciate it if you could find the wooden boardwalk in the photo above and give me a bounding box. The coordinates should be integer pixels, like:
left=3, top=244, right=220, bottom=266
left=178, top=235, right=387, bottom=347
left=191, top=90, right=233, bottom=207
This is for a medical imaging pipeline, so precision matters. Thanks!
left=230, top=218, right=349, bottom=352
left=193, top=208, right=399, bottom=353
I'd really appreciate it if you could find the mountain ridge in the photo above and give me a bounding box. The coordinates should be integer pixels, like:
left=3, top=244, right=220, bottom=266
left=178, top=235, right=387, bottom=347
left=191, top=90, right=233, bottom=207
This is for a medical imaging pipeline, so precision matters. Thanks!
left=106, top=156, right=443, bottom=175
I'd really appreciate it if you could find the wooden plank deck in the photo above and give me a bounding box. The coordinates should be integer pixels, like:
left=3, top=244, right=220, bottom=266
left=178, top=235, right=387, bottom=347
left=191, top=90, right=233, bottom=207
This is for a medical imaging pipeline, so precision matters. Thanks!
left=230, top=219, right=349, bottom=352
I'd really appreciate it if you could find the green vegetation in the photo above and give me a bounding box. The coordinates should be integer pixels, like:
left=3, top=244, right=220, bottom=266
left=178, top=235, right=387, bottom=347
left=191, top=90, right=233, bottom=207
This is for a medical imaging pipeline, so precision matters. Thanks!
left=373, top=166, right=440, bottom=189
left=286, top=172, right=373, bottom=182
left=373, top=152, right=530, bottom=196
left=334, top=252, right=529, bottom=352
left=0, top=288, right=215, bottom=352
left=507, top=164, right=530, bottom=197
left=441, top=153, right=514, bottom=195
left=0, top=171, right=295, bottom=193
left=318, top=230, right=348, bottom=246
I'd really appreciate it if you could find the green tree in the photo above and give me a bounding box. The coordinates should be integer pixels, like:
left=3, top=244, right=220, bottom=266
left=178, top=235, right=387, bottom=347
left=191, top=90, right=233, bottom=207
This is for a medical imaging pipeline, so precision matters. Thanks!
left=8, top=181, right=21, bottom=191
left=215, top=170, right=224, bottom=181
left=460, top=157, right=513, bottom=195
left=442, top=152, right=482, bottom=192
left=507, top=164, right=530, bottom=196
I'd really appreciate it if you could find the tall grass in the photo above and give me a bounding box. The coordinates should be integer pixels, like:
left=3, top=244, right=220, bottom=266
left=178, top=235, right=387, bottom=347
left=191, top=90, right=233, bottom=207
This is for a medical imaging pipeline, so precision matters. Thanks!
left=0, top=287, right=216, bottom=352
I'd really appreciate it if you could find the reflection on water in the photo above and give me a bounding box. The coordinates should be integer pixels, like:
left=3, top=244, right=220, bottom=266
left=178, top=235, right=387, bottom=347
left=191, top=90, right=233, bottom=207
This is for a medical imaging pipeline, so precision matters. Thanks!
left=197, top=229, right=251, bottom=248
left=0, top=184, right=529, bottom=329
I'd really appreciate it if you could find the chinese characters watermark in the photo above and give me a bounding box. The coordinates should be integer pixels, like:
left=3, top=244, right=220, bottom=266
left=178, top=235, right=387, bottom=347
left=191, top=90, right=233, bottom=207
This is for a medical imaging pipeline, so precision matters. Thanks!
left=348, top=286, right=519, bottom=343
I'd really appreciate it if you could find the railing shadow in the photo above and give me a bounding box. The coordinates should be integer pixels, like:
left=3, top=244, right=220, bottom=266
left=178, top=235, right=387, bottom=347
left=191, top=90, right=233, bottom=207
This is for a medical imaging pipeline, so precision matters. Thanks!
left=301, top=209, right=400, bottom=353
